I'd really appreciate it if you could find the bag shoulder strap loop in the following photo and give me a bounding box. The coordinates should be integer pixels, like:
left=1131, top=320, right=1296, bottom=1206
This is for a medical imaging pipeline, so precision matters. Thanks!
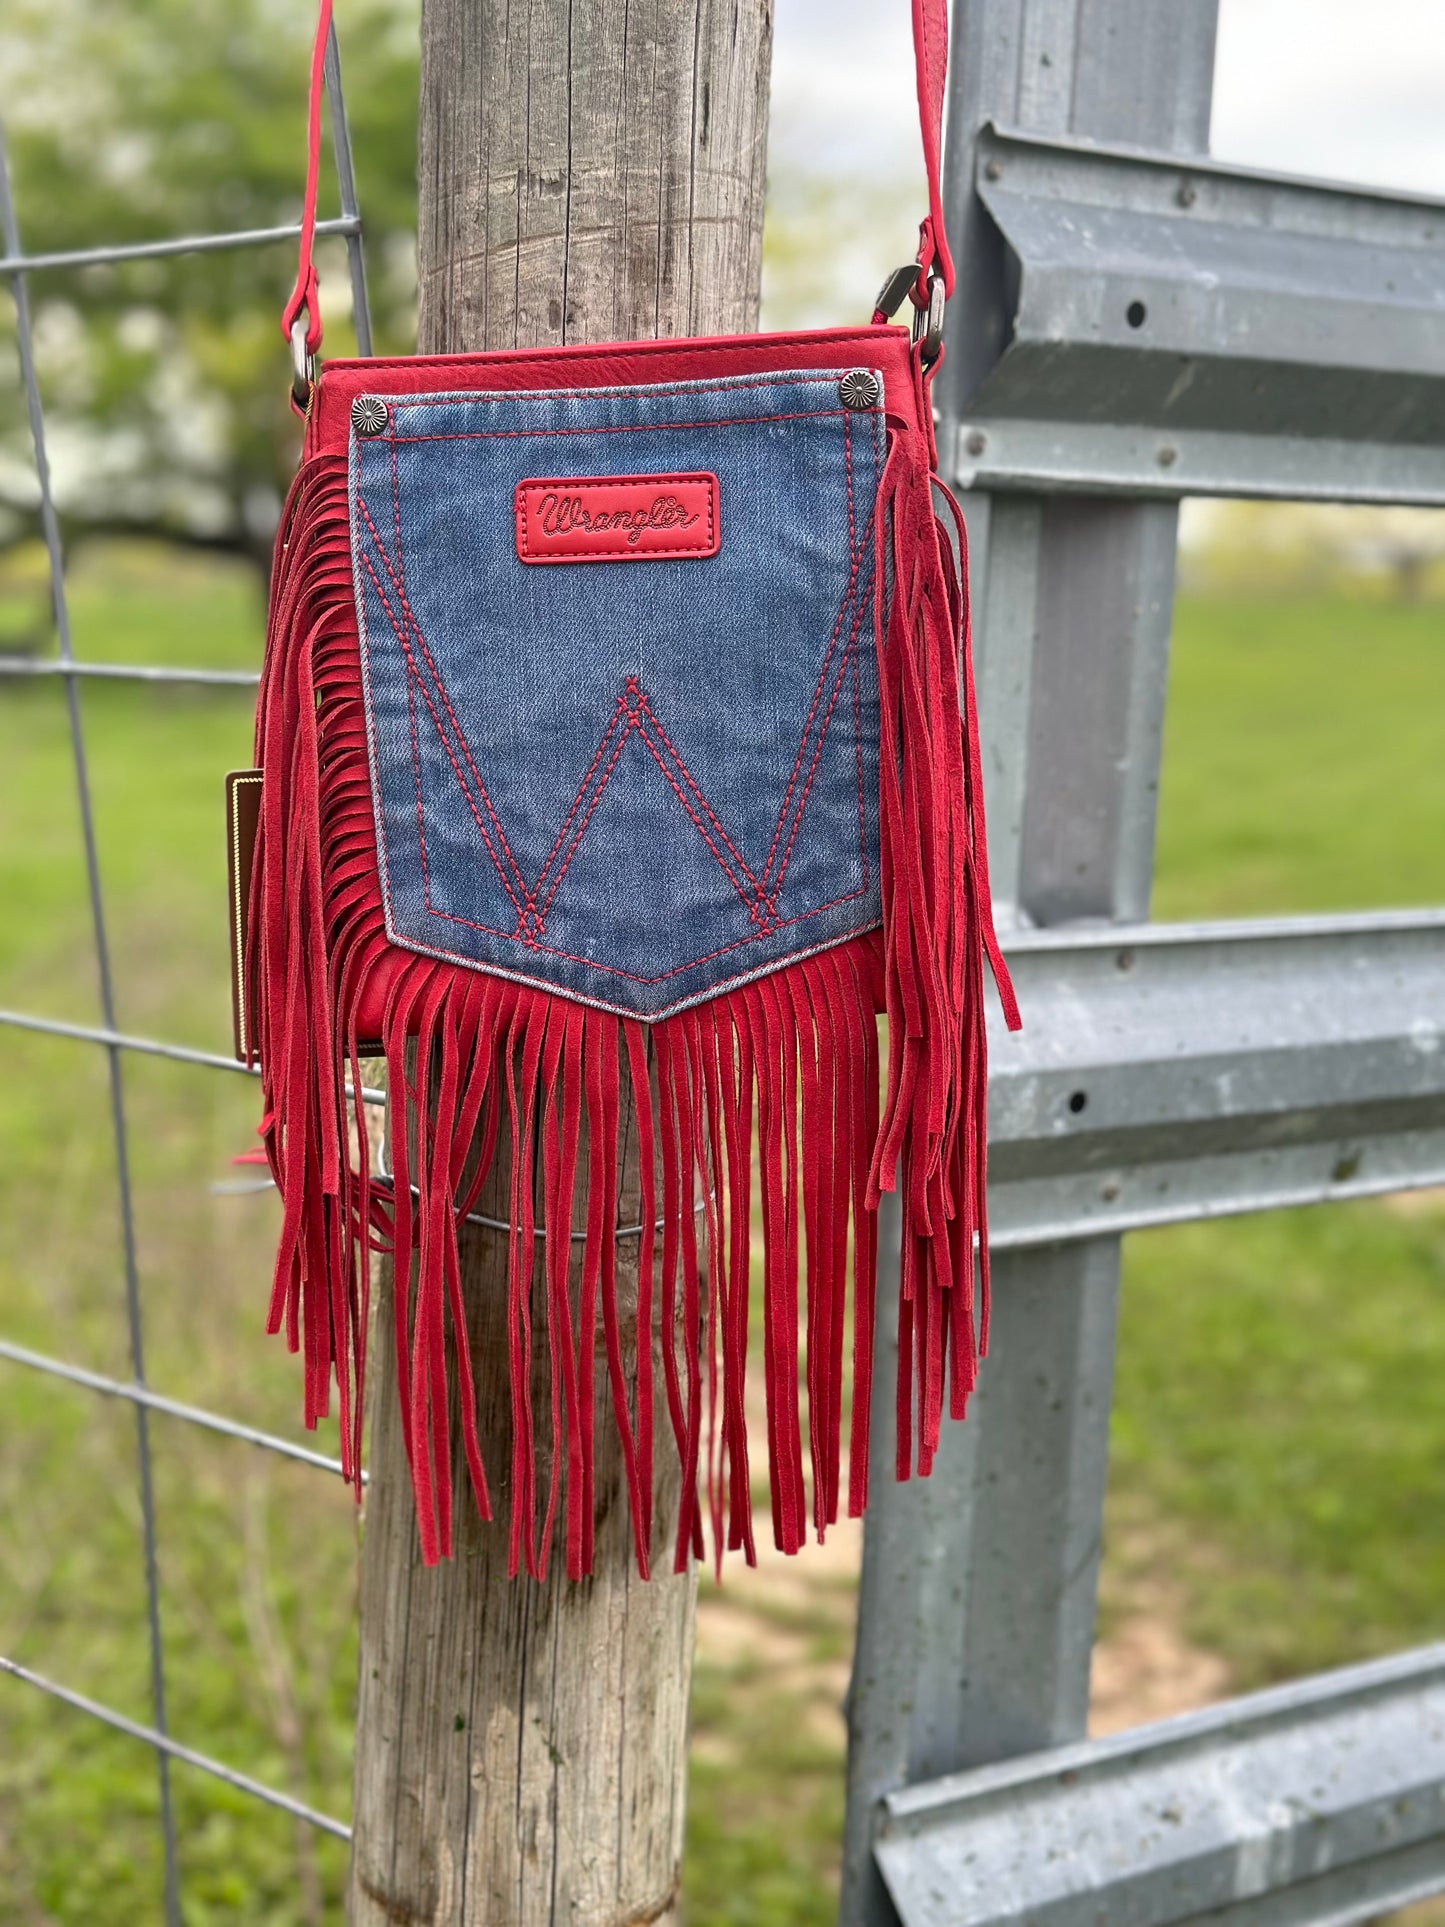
left=280, top=0, right=334, bottom=355
left=282, top=0, right=953, bottom=359
left=911, top=0, right=955, bottom=305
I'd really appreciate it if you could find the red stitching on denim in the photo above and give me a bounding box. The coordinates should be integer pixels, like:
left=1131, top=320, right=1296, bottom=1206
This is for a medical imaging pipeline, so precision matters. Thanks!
left=380, top=621, right=787, bottom=954
left=404, top=625, right=529, bottom=905
left=416, top=878, right=871, bottom=985
left=390, top=434, right=404, bottom=577
left=852, top=626, right=869, bottom=886
left=390, top=658, right=874, bottom=982
left=770, top=602, right=868, bottom=906
left=625, top=694, right=765, bottom=921
left=532, top=708, right=639, bottom=925
left=394, top=442, right=444, bottom=911
left=527, top=693, right=630, bottom=915
left=399, top=663, right=801, bottom=947
left=358, top=495, right=531, bottom=906
left=511, top=701, right=630, bottom=940
left=758, top=415, right=860, bottom=897
left=385, top=408, right=849, bottom=445
left=397, top=637, right=868, bottom=946
left=366, top=553, right=521, bottom=910
left=370, top=387, right=873, bottom=927
left=385, top=373, right=852, bottom=410
left=628, top=690, right=764, bottom=902
left=768, top=558, right=875, bottom=908
left=602, top=503, right=874, bottom=931
left=404, top=630, right=637, bottom=948
left=405, top=661, right=433, bottom=906
left=401, top=670, right=768, bottom=948
left=363, top=491, right=524, bottom=889
left=359, top=547, right=528, bottom=922
left=848, top=410, right=884, bottom=891
left=353, top=386, right=886, bottom=993
left=368, top=476, right=739, bottom=943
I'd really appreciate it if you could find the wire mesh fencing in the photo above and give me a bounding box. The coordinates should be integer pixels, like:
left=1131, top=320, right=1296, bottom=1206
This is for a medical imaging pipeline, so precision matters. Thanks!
left=0, top=23, right=373, bottom=1921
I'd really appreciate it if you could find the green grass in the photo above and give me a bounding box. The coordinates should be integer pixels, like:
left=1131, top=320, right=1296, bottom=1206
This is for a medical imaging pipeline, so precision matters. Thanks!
left=1116, top=586, right=1445, bottom=1692
left=687, top=1669, right=847, bottom=1927
left=0, top=550, right=357, bottom=1921
left=0, top=556, right=1442, bottom=1920
left=1154, top=592, right=1445, bottom=918
left=1110, top=1201, right=1445, bottom=1688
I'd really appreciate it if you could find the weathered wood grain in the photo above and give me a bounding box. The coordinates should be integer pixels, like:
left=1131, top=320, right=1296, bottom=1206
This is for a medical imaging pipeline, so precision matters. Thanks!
left=415, top=0, right=773, bottom=353
left=348, top=5, right=772, bottom=1921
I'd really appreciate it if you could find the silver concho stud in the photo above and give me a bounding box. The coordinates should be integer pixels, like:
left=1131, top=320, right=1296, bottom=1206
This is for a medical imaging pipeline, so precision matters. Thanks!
left=351, top=395, right=390, bottom=437
left=838, top=368, right=882, bottom=411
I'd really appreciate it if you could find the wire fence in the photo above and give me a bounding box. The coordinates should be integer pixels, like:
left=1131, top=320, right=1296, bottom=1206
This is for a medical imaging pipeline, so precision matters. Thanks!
left=0, top=23, right=372, bottom=1920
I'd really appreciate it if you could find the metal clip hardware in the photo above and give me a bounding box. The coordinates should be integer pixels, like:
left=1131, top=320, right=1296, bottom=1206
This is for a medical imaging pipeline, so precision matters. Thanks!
left=290, top=315, right=317, bottom=411
left=913, top=272, right=946, bottom=367
left=871, top=263, right=946, bottom=369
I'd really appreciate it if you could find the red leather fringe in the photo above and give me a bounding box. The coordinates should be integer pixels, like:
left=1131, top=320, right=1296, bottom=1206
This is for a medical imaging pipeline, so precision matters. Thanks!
left=871, top=427, right=1021, bottom=1484
left=249, top=436, right=1016, bottom=1578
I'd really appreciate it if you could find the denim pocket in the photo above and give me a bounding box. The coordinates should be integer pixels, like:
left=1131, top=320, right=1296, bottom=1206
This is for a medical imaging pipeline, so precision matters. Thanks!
left=349, top=368, right=884, bottom=1019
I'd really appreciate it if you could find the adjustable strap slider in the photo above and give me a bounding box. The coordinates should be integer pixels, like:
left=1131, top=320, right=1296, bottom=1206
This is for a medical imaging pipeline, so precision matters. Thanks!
left=872, top=262, right=924, bottom=327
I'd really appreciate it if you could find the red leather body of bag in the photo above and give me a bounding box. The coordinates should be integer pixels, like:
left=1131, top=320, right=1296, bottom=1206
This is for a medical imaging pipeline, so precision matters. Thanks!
left=247, top=0, right=1019, bottom=1579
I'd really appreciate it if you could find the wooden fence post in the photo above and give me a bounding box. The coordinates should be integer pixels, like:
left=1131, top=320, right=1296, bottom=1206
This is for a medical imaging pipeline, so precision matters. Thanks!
left=347, top=4, right=773, bottom=1921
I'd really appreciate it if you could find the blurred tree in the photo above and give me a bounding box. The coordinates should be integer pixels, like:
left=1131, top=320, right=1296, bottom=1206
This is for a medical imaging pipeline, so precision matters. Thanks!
left=1180, top=500, right=1445, bottom=601
left=760, top=173, right=922, bottom=334
left=0, top=0, right=420, bottom=589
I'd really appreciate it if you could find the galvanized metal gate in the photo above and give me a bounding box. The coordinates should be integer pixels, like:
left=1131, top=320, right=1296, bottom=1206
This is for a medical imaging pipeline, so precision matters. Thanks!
left=841, top=3, right=1445, bottom=1923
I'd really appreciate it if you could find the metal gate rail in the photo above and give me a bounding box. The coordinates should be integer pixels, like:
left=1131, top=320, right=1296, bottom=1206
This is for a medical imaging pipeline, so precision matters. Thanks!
left=989, top=910, right=1445, bottom=1245
left=877, top=1644, right=1445, bottom=1927
left=842, top=3, right=1445, bottom=1923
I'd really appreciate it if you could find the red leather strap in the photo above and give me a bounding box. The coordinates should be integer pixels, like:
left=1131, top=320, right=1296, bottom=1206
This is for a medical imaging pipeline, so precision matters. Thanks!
left=284, top=0, right=955, bottom=356
left=280, top=0, right=333, bottom=351
left=911, top=0, right=955, bottom=303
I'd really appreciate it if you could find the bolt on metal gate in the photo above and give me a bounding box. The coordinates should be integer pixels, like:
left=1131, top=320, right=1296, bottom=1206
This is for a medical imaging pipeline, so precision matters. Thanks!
left=2, top=4, right=1443, bottom=1926
left=842, top=2, right=1445, bottom=1924
left=0, top=22, right=371, bottom=1921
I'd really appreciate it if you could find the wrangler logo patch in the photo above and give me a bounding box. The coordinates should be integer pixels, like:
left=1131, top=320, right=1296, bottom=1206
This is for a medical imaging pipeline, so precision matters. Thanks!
left=515, top=473, right=720, bottom=563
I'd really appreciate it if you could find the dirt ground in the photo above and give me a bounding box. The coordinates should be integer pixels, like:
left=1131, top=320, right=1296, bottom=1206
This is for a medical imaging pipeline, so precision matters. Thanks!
left=695, top=1512, right=1231, bottom=1754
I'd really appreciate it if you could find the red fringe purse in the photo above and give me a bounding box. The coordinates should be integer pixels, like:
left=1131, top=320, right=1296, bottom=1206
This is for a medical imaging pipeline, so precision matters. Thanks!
left=241, top=0, right=1020, bottom=1579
